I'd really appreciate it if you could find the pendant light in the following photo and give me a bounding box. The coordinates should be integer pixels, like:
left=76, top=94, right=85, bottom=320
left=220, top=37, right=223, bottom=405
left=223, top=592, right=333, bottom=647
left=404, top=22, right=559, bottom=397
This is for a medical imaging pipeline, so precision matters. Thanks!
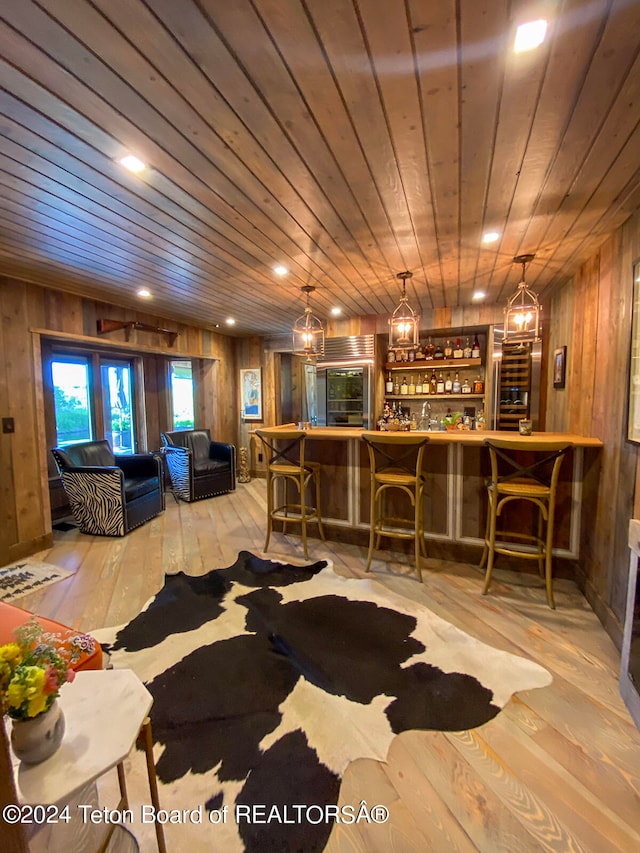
left=292, top=285, right=325, bottom=357
left=389, top=271, right=420, bottom=352
left=504, top=254, right=541, bottom=342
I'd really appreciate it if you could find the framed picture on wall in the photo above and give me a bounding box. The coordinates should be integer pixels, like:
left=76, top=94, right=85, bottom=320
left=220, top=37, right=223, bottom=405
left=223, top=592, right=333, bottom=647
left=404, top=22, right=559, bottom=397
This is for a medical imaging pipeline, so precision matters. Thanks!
left=553, top=346, right=567, bottom=389
left=240, top=368, right=262, bottom=421
left=628, top=261, right=640, bottom=442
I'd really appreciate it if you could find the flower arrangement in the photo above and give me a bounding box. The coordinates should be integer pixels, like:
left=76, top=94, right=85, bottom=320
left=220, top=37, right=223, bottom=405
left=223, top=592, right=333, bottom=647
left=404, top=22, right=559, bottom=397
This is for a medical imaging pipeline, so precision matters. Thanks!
left=0, top=618, right=95, bottom=720
left=442, top=411, right=463, bottom=430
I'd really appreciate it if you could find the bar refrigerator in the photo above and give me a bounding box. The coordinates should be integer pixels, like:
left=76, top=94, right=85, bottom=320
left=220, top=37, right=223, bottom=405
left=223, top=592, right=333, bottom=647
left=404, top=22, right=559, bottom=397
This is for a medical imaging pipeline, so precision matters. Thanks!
left=315, top=335, right=374, bottom=428
left=490, top=326, right=542, bottom=430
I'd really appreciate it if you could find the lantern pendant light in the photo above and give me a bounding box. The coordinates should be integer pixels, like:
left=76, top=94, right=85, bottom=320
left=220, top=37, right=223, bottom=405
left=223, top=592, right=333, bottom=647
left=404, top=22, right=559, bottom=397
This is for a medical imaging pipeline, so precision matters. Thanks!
left=292, top=285, right=325, bottom=357
left=389, top=271, right=420, bottom=352
left=504, top=254, right=541, bottom=342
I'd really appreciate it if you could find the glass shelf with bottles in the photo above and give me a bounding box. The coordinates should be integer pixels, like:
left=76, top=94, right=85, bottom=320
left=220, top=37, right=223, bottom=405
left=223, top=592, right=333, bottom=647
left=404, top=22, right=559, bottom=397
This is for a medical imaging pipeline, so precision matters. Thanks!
left=385, top=371, right=485, bottom=398
left=386, top=333, right=482, bottom=367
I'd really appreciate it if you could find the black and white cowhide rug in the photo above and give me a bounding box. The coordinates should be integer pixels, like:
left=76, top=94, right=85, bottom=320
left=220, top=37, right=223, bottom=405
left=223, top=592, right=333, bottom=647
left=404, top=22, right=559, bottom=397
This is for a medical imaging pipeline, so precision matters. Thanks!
left=93, top=551, right=551, bottom=852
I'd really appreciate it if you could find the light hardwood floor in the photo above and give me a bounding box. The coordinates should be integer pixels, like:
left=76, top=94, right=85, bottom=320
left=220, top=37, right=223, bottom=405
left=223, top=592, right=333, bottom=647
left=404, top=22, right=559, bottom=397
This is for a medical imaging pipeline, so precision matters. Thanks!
left=16, top=481, right=640, bottom=852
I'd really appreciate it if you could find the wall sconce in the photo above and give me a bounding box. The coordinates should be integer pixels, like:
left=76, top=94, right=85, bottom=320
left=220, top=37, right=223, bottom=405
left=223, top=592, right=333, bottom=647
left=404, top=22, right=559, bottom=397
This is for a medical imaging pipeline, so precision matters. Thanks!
left=292, top=285, right=325, bottom=357
left=389, top=271, right=420, bottom=352
left=504, top=254, right=541, bottom=342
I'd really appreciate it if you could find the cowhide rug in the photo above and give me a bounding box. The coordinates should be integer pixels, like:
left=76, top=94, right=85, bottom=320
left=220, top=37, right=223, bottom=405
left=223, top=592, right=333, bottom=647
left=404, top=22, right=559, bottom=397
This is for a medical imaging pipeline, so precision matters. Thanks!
left=93, top=551, right=551, bottom=852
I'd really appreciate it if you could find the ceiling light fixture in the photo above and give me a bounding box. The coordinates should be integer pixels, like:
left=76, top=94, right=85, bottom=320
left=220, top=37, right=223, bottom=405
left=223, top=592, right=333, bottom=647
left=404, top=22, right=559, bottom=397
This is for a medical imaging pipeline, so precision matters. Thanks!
left=472, top=290, right=486, bottom=301
left=482, top=232, right=500, bottom=244
left=137, top=288, right=151, bottom=298
left=292, top=285, right=325, bottom=357
left=504, top=254, right=541, bottom=342
left=331, top=307, right=342, bottom=316
left=273, top=265, right=288, bottom=276
left=225, top=318, right=236, bottom=326
left=389, top=271, right=420, bottom=353
left=514, top=19, right=548, bottom=53
left=118, top=155, right=146, bottom=173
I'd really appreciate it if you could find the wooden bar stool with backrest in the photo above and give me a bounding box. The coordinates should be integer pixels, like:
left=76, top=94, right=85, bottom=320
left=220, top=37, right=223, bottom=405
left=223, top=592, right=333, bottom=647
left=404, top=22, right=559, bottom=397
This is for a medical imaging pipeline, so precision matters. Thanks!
left=361, top=431, right=430, bottom=582
left=255, top=427, right=325, bottom=560
left=480, top=438, right=572, bottom=608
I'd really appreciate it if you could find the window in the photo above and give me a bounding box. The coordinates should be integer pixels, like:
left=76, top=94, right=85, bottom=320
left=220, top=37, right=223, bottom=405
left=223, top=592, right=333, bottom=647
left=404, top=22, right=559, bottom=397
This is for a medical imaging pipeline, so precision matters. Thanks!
left=47, top=349, right=137, bottom=454
left=170, top=360, right=194, bottom=430
left=51, top=357, right=93, bottom=445
left=101, top=360, right=136, bottom=453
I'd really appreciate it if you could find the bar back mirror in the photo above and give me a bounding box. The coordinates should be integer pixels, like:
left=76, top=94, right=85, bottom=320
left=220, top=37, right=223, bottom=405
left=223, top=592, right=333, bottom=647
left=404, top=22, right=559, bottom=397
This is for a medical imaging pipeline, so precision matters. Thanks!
left=629, top=260, right=640, bottom=443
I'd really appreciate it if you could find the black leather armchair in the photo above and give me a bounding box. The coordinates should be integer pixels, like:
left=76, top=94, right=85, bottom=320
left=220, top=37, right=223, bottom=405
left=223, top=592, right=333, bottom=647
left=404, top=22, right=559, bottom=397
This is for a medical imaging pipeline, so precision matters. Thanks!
left=161, top=429, right=236, bottom=502
left=51, top=440, right=165, bottom=536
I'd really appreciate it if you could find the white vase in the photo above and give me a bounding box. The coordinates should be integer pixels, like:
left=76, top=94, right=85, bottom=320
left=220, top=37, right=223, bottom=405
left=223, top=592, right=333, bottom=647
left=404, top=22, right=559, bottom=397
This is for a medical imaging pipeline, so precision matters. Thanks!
left=11, top=699, right=65, bottom=764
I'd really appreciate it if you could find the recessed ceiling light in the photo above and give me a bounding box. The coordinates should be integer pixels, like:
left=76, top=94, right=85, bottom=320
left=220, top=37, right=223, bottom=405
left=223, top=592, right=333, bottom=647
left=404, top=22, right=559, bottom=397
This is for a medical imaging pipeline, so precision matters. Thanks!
left=273, top=265, right=288, bottom=276
left=514, top=19, right=548, bottom=53
left=331, top=307, right=342, bottom=316
left=472, top=291, right=486, bottom=301
left=137, top=288, right=151, bottom=298
left=225, top=318, right=236, bottom=326
left=118, top=154, right=146, bottom=173
left=482, top=231, right=500, bottom=244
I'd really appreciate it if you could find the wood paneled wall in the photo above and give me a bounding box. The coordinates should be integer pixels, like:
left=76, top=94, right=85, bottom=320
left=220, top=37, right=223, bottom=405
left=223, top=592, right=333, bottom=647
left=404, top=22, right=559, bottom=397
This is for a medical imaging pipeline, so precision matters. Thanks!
left=0, top=276, right=236, bottom=565
left=545, top=211, right=640, bottom=641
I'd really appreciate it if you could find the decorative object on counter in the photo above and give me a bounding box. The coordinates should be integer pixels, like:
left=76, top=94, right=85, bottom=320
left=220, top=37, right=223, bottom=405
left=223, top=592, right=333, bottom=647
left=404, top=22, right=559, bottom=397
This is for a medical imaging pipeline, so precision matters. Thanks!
left=2, top=618, right=94, bottom=764
left=237, top=446, right=251, bottom=483
left=553, top=345, right=567, bottom=389
left=442, top=410, right=463, bottom=430
left=504, top=253, right=541, bottom=342
left=519, top=418, right=533, bottom=436
left=292, top=285, right=325, bottom=357
left=389, top=270, right=420, bottom=353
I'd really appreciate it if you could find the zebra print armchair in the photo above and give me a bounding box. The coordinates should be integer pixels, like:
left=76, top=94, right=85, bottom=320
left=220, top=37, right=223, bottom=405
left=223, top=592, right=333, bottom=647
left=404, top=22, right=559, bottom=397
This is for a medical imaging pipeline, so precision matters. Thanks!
left=161, top=429, right=236, bottom=502
left=52, top=440, right=165, bottom=536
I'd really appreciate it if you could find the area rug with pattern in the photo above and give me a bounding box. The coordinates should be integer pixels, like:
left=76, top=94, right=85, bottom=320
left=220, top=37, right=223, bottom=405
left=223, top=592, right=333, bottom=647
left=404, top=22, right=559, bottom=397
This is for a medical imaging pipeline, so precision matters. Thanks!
left=93, top=551, right=552, bottom=852
left=0, top=558, right=72, bottom=602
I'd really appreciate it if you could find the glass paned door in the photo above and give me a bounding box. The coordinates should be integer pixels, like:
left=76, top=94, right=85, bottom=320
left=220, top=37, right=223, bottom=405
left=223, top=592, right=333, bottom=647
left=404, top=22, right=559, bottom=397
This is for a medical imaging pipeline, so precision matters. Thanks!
left=51, top=357, right=93, bottom=445
left=101, top=360, right=136, bottom=453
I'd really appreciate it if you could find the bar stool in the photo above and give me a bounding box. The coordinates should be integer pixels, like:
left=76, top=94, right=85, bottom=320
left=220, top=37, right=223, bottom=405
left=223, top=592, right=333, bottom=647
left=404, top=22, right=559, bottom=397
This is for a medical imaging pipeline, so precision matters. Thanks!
left=480, top=438, right=571, bottom=609
left=361, top=431, right=430, bottom=582
left=255, top=427, right=325, bottom=559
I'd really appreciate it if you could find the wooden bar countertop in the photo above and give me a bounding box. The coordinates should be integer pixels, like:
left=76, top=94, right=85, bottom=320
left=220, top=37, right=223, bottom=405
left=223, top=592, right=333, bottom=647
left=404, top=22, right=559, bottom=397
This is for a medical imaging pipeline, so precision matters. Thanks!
left=258, top=425, right=603, bottom=448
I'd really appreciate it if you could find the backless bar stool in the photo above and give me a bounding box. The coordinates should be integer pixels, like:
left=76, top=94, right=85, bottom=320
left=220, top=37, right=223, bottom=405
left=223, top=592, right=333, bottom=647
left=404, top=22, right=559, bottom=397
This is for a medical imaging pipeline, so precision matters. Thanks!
left=255, top=427, right=325, bottom=560
left=361, top=432, right=430, bottom=582
left=480, top=438, right=571, bottom=608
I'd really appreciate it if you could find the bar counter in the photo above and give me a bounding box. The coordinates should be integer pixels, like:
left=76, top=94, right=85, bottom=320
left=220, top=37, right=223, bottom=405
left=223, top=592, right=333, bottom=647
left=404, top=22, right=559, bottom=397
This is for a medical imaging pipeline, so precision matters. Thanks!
left=253, top=426, right=603, bottom=561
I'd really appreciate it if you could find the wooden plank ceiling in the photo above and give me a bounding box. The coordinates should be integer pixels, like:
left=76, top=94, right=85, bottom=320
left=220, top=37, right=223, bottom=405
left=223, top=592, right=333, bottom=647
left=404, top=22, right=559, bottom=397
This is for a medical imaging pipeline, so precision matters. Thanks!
left=0, top=0, right=639, bottom=337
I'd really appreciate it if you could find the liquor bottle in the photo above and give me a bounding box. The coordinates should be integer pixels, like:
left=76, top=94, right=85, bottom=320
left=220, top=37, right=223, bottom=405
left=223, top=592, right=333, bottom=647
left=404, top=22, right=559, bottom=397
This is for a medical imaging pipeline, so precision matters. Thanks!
left=473, top=375, right=485, bottom=394
left=394, top=377, right=400, bottom=395
left=461, top=377, right=472, bottom=394
left=408, top=347, right=415, bottom=362
left=415, top=342, right=425, bottom=360
left=408, top=375, right=416, bottom=395
left=452, top=371, right=461, bottom=394
left=444, top=372, right=453, bottom=394
left=436, top=371, right=445, bottom=395
left=463, top=337, right=472, bottom=359
left=401, top=377, right=409, bottom=395
left=471, top=335, right=481, bottom=359
left=453, top=338, right=463, bottom=359
left=386, top=372, right=394, bottom=394
left=434, top=341, right=444, bottom=360
left=444, top=339, right=453, bottom=359
left=430, top=370, right=437, bottom=395
left=387, top=347, right=396, bottom=363
left=415, top=375, right=423, bottom=394
left=425, top=337, right=435, bottom=360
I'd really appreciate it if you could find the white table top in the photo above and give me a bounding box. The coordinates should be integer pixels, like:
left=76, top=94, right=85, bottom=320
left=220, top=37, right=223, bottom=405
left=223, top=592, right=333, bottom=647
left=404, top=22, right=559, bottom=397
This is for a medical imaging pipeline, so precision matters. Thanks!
left=12, top=668, right=152, bottom=806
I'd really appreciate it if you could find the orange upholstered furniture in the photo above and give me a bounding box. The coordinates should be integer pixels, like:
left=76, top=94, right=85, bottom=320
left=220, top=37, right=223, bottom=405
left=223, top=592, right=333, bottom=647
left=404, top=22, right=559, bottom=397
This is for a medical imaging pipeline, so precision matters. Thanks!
left=0, top=601, right=102, bottom=671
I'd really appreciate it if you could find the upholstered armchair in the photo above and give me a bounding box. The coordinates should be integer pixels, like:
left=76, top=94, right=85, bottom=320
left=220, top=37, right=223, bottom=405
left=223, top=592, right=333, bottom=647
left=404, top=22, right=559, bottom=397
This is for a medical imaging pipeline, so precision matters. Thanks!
left=51, top=440, right=165, bottom=536
left=161, top=429, right=236, bottom=502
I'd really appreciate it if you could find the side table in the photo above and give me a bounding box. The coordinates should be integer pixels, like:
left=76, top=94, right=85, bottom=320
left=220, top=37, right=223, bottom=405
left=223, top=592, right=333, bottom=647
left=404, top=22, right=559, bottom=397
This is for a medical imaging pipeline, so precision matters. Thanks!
left=10, top=668, right=166, bottom=853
